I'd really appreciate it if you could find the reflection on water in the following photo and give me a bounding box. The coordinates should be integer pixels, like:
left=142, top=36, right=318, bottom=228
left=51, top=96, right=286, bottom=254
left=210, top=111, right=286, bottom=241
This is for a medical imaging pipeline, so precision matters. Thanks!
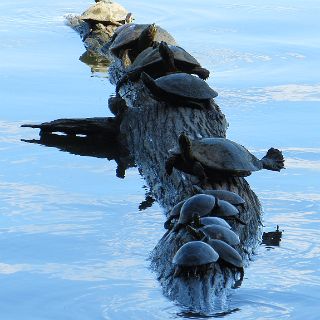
left=221, top=83, right=320, bottom=106
left=79, top=50, right=111, bottom=75
left=1, top=0, right=320, bottom=319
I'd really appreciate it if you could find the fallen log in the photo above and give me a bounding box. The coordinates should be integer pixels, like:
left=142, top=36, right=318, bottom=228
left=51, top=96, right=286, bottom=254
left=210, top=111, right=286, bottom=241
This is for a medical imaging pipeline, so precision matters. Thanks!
left=24, top=4, right=267, bottom=313
left=65, top=11, right=264, bottom=313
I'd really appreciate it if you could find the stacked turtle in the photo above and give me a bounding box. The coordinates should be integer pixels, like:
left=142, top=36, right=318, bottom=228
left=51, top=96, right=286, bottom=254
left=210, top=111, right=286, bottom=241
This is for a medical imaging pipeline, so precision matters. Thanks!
left=165, top=133, right=284, bottom=280
left=107, top=22, right=216, bottom=106
left=79, top=0, right=134, bottom=39
left=166, top=192, right=245, bottom=280
left=104, top=12, right=285, bottom=285
left=166, top=133, right=285, bottom=187
left=108, top=23, right=177, bottom=65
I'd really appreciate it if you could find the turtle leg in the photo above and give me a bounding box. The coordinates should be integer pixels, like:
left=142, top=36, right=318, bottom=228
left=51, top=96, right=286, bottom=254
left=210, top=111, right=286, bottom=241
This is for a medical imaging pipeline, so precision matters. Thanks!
left=165, top=155, right=179, bottom=175
left=192, top=161, right=210, bottom=188
left=184, top=100, right=206, bottom=110
left=173, top=266, right=182, bottom=278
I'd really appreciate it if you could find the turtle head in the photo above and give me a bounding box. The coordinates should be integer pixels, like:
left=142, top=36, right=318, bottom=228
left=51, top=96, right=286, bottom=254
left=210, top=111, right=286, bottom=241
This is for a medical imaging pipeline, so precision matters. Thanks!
left=178, top=133, right=191, bottom=154
left=140, top=72, right=160, bottom=98
left=148, top=23, right=158, bottom=41
left=138, top=23, right=158, bottom=53
left=125, top=12, right=134, bottom=24
left=140, top=72, right=155, bottom=88
left=158, top=41, right=176, bottom=71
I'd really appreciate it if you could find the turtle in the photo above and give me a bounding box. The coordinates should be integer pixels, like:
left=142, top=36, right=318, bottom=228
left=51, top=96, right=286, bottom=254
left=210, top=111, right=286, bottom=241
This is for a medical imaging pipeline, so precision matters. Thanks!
left=141, top=72, right=218, bottom=109
left=80, top=1, right=133, bottom=30
left=163, top=199, right=186, bottom=230
left=173, top=194, right=216, bottom=231
left=186, top=227, right=244, bottom=283
left=108, top=95, right=128, bottom=120
left=172, top=241, right=219, bottom=278
left=115, top=41, right=210, bottom=93
left=200, top=224, right=240, bottom=246
left=192, top=185, right=245, bottom=207
left=166, top=133, right=285, bottom=186
left=199, top=216, right=232, bottom=229
left=164, top=194, right=244, bottom=230
left=207, top=239, right=244, bottom=282
left=109, top=22, right=132, bottom=43
left=109, top=23, right=177, bottom=62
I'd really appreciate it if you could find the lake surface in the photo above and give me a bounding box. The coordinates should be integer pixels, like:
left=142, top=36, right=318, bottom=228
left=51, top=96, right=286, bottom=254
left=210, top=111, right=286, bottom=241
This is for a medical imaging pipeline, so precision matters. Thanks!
left=1, top=0, right=320, bottom=319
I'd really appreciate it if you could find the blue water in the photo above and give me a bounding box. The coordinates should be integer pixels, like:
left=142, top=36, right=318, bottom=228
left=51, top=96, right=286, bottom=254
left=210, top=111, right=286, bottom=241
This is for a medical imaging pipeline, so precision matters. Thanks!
left=1, top=0, right=319, bottom=319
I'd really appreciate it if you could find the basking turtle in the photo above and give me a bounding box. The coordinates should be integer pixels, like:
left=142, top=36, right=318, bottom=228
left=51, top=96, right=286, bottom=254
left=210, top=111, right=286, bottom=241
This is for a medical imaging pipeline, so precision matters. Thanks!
left=80, top=1, right=133, bottom=30
left=163, top=199, right=186, bottom=230
left=214, top=199, right=246, bottom=225
left=199, top=216, right=231, bottom=229
left=141, top=72, right=218, bottom=109
left=164, top=194, right=243, bottom=230
left=108, top=95, right=128, bottom=124
left=110, top=23, right=176, bottom=62
left=193, top=185, right=245, bottom=207
left=166, top=133, right=285, bottom=185
left=201, top=225, right=240, bottom=246
left=109, top=22, right=132, bottom=42
left=172, top=241, right=219, bottom=277
left=186, top=227, right=244, bottom=282
left=176, top=194, right=216, bottom=228
left=115, top=41, right=210, bottom=93
left=207, top=239, right=244, bottom=282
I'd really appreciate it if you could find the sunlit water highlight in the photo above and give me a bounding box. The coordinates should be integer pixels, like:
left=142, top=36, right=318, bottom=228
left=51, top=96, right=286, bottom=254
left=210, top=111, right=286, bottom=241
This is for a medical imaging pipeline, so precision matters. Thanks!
left=1, top=0, right=319, bottom=319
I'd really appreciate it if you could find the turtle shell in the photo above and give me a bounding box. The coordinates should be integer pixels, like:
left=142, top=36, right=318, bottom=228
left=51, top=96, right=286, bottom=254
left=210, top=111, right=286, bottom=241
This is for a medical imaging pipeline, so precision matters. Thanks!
left=163, top=199, right=186, bottom=229
left=213, top=199, right=239, bottom=217
left=128, top=45, right=201, bottom=72
left=80, top=1, right=129, bottom=23
left=173, top=241, right=219, bottom=266
left=200, top=216, right=232, bottom=229
left=153, top=73, right=218, bottom=100
left=193, top=185, right=245, bottom=206
left=201, top=225, right=240, bottom=246
left=169, top=199, right=186, bottom=219
left=208, top=239, right=243, bottom=268
left=178, top=194, right=216, bottom=225
left=110, top=24, right=177, bottom=55
left=112, top=23, right=132, bottom=38
left=190, top=137, right=263, bottom=173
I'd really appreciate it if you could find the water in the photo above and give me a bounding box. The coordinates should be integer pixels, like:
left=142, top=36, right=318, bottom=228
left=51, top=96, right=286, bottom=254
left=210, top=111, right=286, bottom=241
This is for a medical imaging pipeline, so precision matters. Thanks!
left=1, top=0, right=319, bottom=319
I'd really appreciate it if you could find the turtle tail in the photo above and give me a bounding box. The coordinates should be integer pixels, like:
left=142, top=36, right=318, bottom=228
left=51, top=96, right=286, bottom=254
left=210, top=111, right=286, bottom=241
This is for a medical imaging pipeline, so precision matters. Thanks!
left=261, top=148, right=285, bottom=172
left=191, top=66, right=210, bottom=80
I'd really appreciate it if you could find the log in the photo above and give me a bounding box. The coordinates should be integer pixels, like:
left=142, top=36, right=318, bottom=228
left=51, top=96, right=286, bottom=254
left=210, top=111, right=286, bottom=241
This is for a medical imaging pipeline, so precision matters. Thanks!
left=64, top=13, right=263, bottom=312
left=23, top=7, right=265, bottom=313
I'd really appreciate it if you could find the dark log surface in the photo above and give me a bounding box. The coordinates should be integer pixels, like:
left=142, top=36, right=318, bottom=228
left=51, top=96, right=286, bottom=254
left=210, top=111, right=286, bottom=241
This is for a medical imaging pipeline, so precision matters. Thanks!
left=24, top=10, right=264, bottom=313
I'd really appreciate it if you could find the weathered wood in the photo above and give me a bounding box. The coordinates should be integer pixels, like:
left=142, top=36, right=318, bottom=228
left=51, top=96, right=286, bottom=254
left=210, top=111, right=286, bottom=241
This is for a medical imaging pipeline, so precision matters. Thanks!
left=64, top=8, right=263, bottom=313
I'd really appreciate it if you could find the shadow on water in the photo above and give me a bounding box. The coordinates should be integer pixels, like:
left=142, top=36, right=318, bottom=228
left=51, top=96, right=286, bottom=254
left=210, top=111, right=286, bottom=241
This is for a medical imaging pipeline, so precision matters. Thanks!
left=22, top=132, right=135, bottom=179
left=177, top=307, right=241, bottom=318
